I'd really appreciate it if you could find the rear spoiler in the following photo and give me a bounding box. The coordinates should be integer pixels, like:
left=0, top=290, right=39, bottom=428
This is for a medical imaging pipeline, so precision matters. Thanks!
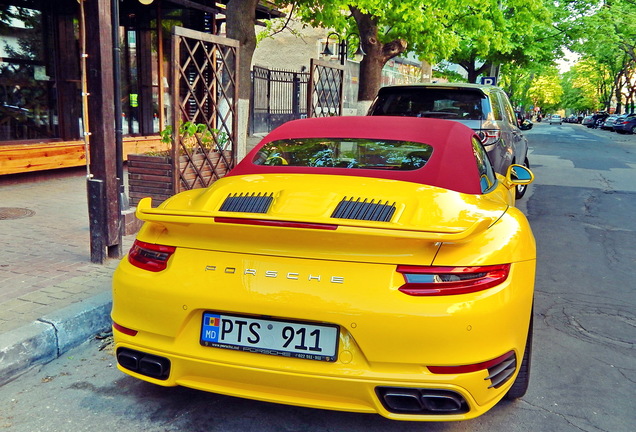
left=136, top=197, right=495, bottom=243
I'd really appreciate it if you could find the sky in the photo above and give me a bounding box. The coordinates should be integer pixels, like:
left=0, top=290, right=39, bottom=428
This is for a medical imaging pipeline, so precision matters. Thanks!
left=557, top=49, right=581, bottom=73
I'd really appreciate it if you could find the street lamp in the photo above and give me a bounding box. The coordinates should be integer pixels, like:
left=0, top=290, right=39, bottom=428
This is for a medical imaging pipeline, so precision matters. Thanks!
left=321, top=32, right=365, bottom=65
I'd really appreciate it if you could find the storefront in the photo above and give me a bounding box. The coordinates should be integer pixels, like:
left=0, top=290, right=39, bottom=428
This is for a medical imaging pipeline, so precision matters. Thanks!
left=0, top=0, right=280, bottom=175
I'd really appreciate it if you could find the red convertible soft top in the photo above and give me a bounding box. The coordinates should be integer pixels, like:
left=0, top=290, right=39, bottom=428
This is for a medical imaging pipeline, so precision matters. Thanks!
left=230, top=116, right=484, bottom=194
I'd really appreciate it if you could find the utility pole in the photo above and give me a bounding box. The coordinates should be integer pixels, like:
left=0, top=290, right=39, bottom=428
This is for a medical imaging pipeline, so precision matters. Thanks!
left=84, top=0, right=122, bottom=263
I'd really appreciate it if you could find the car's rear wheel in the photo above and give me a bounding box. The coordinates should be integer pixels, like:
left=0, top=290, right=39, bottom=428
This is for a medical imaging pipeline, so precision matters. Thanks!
left=631, top=125, right=636, bottom=134
left=514, top=157, right=530, bottom=200
left=505, top=310, right=533, bottom=400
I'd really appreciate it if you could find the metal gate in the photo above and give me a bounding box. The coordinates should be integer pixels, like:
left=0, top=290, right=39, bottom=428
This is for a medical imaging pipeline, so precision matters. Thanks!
left=307, top=58, right=344, bottom=117
left=171, top=26, right=239, bottom=192
left=250, top=66, right=309, bottom=134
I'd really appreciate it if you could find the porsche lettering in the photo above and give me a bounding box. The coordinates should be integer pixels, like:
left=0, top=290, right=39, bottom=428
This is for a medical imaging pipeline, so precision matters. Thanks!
left=204, top=265, right=344, bottom=284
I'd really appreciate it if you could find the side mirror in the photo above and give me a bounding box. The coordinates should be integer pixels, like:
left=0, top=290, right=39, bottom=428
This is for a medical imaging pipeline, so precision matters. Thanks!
left=506, top=164, right=534, bottom=185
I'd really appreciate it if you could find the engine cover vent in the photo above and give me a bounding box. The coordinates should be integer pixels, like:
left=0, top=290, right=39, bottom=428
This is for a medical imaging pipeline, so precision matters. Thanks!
left=219, top=192, right=274, bottom=214
left=332, top=197, right=396, bottom=222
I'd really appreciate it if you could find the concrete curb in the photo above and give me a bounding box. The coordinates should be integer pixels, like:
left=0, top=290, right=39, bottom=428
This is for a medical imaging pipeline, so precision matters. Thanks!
left=0, top=291, right=112, bottom=386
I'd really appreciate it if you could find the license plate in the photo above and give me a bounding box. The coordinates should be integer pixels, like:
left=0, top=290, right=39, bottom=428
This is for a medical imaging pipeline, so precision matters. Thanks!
left=200, top=312, right=339, bottom=362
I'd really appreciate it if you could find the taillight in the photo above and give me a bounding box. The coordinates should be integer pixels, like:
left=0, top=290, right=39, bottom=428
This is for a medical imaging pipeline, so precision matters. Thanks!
left=396, top=264, right=510, bottom=296
left=428, top=351, right=515, bottom=374
left=113, top=321, right=138, bottom=336
left=128, top=240, right=176, bottom=272
left=476, top=129, right=501, bottom=146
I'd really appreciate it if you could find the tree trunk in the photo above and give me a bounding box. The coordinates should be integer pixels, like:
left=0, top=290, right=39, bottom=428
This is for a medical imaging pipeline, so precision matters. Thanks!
left=350, top=7, right=407, bottom=102
left=225, top=0, right=259, bottom=161
left=225, top=0, right=259, bottom=100
left=459, top=60, right=491, bottom=84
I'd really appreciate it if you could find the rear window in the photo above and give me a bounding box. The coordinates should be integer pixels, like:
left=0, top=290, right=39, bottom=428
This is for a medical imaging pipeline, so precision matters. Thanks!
left=253, top=138, right=433, bottom=171
left=370, top=88, right=487, bottom=120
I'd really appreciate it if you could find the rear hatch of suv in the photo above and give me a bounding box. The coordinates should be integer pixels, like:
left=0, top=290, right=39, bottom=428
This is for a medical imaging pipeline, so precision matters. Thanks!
left=366, top=84, right=522, bottom=179
left=367, top=85, right=492, bottom=130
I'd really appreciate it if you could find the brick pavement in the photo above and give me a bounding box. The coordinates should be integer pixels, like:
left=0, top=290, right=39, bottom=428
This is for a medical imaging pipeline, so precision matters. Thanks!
left=0, top=168, right=134, bottom=333
left=0, top=136, right=265, bottom=337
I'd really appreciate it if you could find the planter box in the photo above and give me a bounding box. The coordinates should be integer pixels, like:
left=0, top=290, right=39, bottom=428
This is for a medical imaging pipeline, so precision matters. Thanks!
left=0, top=136, right=163, bottom=176
left=127, top=154, right=173, bottom=207
left=128, top=151, right=232, bottom=206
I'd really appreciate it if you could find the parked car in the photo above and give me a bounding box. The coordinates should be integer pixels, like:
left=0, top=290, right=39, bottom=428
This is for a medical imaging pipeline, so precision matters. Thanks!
left=600, top=115, right=619, bottom=130
left=520, top=118, right=533, bottom=130
left=548, top=114, right=562, bottom=125
left=367, top=83, right=530, bottom=198
left=613, top=113, right=636, bottom=134
left=112, top=116, right=536, bottom=422
left=582, top=115, right=594, bottom=127
left=588, top=112, right=609, bottom=128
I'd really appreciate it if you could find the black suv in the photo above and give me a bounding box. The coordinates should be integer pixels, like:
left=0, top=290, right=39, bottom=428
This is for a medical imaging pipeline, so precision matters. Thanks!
left=367, top=83, right=530, bottom=198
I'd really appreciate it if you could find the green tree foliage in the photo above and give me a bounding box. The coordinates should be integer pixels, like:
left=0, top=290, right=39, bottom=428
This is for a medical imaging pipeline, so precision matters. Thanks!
left=274, top=0, right=465, bottom=101
left=568, top=0, right=636, bottom=113
left=527, top=67, right=564, bottom=113
left=278, top=0, right=573, bottom=99
left=561, top=64, right=602, bottom=113
left=498, top=64, right=538, bottom=114
left=447, top=0, right=557, bottom=83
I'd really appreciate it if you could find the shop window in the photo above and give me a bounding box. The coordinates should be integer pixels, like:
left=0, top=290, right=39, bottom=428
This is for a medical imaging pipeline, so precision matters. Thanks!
left=0, top=5, right=60, bottom=141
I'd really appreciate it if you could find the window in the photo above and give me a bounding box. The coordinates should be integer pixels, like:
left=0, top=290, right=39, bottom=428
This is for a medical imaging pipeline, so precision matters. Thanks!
left=254, top=138, right=433, bottom=171
left=472, top=137, right=496, bottom=193
left=0, top=5, right=60, bottom=141
left=498, top=92, right=518, bottom=126
left=487, top=92, right=502, bottom=121
left=372, top=88, right=486, bottom=120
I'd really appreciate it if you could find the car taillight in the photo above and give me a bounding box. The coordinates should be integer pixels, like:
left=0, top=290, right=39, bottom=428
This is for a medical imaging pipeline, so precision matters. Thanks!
left=128, top=240, right=176, bottom=272
left=428, top=351, right=515, bottom=374
left=476, top=129, right=501, bottom=146
left=113, top=321, right=138, bottom=336
left=396, top=264, right=510, bottom=296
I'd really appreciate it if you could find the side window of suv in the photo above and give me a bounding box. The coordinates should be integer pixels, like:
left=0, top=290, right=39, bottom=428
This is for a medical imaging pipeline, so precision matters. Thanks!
left=487, top=92, right=502, bottom=121
left=472, top=137, right=497, bottom=193
left=499, top=91, right=518, bottom=127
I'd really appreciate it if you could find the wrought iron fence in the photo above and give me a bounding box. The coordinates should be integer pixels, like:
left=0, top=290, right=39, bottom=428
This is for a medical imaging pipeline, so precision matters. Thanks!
left=307, top=58, right=344, bottom=118
left=250, top=66, right=309, bottom=134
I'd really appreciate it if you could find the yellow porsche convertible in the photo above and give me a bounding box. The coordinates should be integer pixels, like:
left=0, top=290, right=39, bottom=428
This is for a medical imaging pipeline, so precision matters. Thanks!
left=112, top=116, right=536, bottom=421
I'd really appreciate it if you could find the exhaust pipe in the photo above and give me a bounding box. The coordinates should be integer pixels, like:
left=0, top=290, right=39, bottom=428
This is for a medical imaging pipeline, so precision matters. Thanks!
left=376, top=387, right=468, bottom=415
left=420, top=391, right=465, bottom=412
left=117, top=348, right=171, bottom=380
left=139, top=356, right=170, bottom=379
left=117, top=349, right=141, bottom=371
left=382, top=388, right=425, bottom=412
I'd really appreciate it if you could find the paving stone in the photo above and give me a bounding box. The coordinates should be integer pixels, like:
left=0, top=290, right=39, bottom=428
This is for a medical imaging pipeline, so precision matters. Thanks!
left=16, top=291, right=55, bottom=305
left=0, top=169, right=137, bottom=379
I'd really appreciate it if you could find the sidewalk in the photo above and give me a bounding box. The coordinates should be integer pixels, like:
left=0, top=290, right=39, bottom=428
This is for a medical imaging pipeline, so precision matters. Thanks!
left=0, top=168, right=134, bottom=385
left=0, top=136, right=265, bottom=385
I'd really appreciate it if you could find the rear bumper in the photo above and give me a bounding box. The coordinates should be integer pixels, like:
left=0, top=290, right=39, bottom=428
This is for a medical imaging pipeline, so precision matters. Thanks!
left=112, top=251, right=535, bottom=421
left=113, top=338, right=516, bottom=421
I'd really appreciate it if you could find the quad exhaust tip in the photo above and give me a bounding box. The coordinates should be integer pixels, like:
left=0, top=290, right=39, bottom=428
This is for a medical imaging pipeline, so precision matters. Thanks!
left=117, top=348, right=171, bottom=380
left=376, top=387, right=468, bottom=415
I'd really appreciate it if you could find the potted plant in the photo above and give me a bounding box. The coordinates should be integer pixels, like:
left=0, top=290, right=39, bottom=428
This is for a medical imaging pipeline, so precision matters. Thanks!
left=127, top=122, right=231, bottom=206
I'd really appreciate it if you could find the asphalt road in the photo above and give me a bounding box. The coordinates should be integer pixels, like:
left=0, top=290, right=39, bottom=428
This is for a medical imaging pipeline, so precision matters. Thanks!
left=1, top=122, right=634, bottom=432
